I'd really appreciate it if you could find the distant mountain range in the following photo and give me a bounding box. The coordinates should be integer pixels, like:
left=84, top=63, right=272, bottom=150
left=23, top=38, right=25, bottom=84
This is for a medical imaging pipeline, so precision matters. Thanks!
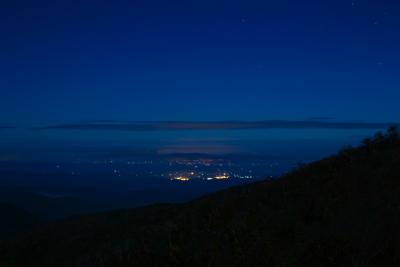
left=1, top=127, right=400, bottom=267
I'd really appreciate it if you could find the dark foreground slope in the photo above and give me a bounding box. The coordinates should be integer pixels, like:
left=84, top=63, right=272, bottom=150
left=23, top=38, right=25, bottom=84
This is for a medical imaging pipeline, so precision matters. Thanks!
left=0, top=203, right=41, bottom=240
left=1, top=128, right=400, bottom=267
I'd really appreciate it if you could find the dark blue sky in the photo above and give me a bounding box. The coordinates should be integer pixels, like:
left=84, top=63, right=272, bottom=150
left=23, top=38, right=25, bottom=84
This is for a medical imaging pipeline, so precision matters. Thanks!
left=2, top=0, right=400, bottom=127
left=0, top=0, right=400, bottom=164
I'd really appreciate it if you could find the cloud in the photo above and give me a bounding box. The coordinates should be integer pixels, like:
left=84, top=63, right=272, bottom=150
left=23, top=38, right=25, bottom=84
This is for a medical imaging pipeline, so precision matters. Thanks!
left=158, top=143, right=239, bottom=155
left=0, top=126, right=14, bottom=130
left=34, top=120, right=399, bottom=131
left=307, top=117, right=336, bottom=121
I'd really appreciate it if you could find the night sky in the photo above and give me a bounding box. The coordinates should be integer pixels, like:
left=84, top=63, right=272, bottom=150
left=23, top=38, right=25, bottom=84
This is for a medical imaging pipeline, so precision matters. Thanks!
left=1, top=0, right=400, bottom=161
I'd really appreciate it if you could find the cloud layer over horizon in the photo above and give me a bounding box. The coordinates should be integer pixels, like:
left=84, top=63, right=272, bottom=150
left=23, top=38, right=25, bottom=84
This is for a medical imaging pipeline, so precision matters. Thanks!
left=35, top=120, right=399, bottom=132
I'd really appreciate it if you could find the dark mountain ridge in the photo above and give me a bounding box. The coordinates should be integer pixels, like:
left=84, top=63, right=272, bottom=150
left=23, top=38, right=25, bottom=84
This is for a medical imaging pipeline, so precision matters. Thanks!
left=1, top=127, right=400, bottom=267
left=0, top=203, right=41, bottom=240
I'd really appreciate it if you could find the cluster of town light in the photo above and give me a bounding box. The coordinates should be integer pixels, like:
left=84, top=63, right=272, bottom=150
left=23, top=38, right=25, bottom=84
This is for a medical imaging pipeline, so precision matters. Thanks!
left=172, top=173, right=230, bottom=182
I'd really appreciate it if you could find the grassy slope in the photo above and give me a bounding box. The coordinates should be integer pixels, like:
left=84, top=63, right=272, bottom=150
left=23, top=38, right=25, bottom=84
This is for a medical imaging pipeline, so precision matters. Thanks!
left=1, top=129, right=400, bottom=267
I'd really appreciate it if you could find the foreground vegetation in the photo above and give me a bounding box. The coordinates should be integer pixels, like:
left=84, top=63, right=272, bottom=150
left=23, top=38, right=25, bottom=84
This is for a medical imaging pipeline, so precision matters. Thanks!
left=1, top=127, right=400, bottom=267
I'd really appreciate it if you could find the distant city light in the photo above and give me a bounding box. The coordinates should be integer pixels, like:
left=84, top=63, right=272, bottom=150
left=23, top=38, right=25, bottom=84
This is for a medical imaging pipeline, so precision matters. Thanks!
left=214, top=174, right=230, bottom=180
left=172, top=176, right=190, bottom=182
left=74, top=156, right=272, bottom=182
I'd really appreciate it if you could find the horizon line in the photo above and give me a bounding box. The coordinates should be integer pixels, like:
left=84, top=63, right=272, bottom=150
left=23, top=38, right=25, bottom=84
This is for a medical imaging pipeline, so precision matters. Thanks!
left=33, top=120, right=400, bottom=131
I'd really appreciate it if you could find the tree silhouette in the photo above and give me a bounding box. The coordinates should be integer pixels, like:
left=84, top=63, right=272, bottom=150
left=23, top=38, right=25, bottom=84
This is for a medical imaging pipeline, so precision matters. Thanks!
left=387, top=125, right=399, bottom=142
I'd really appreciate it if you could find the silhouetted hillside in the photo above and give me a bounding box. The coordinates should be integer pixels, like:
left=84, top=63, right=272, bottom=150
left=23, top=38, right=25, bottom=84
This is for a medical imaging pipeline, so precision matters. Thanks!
left=0, top=203, right=41, bottom=240
left=1, top=127, right=400, bottom=267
